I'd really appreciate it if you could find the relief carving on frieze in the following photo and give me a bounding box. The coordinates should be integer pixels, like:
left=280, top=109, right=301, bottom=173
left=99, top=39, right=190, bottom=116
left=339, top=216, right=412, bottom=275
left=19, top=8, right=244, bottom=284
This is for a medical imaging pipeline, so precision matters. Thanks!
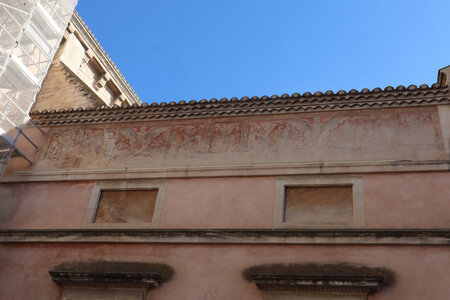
left=210, top=122, right=243, bottom=153
left=41, top=108, right=442, bottom=169
left=248, top=118, right=313, bottom=152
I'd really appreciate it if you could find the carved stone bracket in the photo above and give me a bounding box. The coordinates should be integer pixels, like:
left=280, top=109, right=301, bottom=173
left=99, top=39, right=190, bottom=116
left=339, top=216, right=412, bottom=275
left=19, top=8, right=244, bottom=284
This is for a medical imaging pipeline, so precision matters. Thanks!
left=95, top=73, right=111, bottom=90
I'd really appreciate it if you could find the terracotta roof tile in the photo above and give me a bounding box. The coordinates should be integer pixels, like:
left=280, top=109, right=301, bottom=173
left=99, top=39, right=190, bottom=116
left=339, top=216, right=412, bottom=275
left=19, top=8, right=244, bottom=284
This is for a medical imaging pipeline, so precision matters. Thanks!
left=30, top=83, right=450, bottom=126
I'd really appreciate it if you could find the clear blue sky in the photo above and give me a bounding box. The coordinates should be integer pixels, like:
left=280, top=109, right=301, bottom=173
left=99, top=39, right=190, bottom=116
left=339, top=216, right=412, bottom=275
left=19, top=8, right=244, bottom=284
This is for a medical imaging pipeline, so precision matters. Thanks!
left=77, top=0, right=450, bottom=104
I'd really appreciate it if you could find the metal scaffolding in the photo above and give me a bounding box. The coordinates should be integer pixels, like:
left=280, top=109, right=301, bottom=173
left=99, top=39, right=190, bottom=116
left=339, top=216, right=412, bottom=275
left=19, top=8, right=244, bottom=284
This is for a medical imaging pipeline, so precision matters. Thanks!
left=0, top=0, right=77, bottom=176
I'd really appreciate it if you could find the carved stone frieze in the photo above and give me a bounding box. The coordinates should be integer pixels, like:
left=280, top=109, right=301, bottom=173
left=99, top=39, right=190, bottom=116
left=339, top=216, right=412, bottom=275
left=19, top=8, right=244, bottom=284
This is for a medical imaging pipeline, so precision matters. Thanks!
left=35, top=107, right=445, bottom=170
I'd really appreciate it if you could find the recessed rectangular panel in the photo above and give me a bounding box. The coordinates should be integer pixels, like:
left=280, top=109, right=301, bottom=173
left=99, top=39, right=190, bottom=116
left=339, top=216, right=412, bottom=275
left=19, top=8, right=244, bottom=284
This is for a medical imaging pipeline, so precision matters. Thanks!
left=94, top=190, right=158, bottom=223
left=284, top=186, right=353, bottom=224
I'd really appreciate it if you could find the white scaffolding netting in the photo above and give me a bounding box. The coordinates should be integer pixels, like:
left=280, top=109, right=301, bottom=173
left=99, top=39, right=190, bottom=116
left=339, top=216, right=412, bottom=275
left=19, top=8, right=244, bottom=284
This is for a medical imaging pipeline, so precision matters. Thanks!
left=0, top=0, right=77, bottom=142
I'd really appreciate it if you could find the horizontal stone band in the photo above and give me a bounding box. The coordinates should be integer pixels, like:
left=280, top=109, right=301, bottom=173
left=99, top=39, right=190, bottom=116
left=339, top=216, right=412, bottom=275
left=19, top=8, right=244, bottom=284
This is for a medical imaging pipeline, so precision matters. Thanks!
left=0, top=229, right=448, bottom=245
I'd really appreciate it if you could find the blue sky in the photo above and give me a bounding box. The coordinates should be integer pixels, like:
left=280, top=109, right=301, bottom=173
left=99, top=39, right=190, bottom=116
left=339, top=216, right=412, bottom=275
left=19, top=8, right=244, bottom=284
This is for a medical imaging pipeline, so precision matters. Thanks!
left=77, top=0, right=450, bottom=104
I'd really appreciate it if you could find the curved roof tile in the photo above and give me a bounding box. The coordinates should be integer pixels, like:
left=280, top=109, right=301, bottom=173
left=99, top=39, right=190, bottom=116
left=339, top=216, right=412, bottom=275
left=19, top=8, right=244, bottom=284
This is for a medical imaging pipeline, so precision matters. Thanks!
left=30, top=84, right=450, bottom=126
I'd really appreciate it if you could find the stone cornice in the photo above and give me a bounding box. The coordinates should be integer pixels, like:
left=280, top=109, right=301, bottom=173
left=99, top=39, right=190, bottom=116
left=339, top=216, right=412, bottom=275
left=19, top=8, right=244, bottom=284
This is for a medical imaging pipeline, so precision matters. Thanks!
left=0, top=229, right=448, bottom=245
left=30, top=84, right=450, bottom=126
left=50, top=270, right=161, bottom=289
left=251, top=274, right=384, bottom=294
left=3, top=159, right=449, bottom=183
left=70, top=12, right=141, bottom=105
left=246, top=263, right=391, bottom=295
left=49, top=261, right=173, bottom=290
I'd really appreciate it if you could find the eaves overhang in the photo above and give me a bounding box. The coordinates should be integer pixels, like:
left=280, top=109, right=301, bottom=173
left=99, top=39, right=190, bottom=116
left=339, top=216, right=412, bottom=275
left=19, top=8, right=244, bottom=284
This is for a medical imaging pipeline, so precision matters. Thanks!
left=30, top=83, right=450, bottom=126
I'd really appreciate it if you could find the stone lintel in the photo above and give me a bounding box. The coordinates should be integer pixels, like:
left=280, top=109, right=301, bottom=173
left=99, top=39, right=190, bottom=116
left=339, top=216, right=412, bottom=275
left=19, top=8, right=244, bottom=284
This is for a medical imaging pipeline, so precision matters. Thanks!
left=49, top=271, right=161, bottom=289
left=246, top=263, right=393, bottom=296
left=49, top=261, right=173, bottom=290
left=252, top=274, right=384, bottom=294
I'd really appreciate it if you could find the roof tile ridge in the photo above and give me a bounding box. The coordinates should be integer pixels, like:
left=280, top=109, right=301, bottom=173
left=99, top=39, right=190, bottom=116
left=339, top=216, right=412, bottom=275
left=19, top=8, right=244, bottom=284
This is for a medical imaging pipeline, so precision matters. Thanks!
left=30, top=83, right=447, bottom=115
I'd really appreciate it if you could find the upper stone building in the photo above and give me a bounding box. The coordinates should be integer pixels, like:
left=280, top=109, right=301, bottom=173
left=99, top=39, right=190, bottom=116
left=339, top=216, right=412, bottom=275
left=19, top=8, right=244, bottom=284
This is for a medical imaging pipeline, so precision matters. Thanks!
left=32, top=12, right=140, bottom=111
left=0, top=7, right=449, bottom=300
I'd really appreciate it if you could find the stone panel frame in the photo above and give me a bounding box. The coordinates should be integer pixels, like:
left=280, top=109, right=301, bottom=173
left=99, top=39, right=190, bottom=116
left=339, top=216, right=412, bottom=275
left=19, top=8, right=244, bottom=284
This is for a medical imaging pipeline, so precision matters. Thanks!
left=273, top=176, right=365, bottom=229
left=83, top=179, right=166, bottom=229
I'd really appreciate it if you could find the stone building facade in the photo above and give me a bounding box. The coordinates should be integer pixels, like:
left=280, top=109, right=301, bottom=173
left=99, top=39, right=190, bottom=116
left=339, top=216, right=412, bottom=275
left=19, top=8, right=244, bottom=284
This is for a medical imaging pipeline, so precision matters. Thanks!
left=0, top=12, right=449, bottom=300
left=32, top=12, right=140, bottom=111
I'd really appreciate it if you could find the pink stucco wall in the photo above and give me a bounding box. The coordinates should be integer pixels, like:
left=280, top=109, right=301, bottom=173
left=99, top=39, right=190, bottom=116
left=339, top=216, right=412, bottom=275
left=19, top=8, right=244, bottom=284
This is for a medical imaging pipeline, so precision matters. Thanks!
left=1, top=172, right=449, bottom=229
left=364, top=172, right=450, bottom=228
left=0, top=243, right=448, bottom=300
left=0, top=181, right=94, bottom=229
left=160, top=177, right=275, bottom=229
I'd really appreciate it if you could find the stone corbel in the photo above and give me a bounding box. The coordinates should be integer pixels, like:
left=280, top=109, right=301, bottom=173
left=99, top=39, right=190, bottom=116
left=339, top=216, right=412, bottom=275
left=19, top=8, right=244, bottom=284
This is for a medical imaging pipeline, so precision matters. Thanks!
left=113, top=94, right=128, bottom=106
left=63, top=22, right=76, bottom=40
left=63, top=30, right=70, bottom=41
left=83, top=48, right=94, bottom=64
left=95, top=73, right=111, bottom=90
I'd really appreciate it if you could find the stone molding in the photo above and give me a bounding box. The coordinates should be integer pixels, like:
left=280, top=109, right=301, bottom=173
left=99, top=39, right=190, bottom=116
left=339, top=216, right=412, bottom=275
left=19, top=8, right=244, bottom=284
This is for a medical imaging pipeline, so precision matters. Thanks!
left=273, top=176, right=365, bottom=229
left=1, top=229, right=448, bottom=245
left=251, top=274, right=384, bottom=294
left=49, top=261, right=173, bottom=290
left=69, top=13, right=140, bottom=106
left=245, top=263, right=390, bottom=295
left=30, top=85, right=449, bottom=126
left=2, top=159, right=449, bottom=183
left=50, top=271, right=161, bottom=289
left=83, top=180, right=167, bottom=229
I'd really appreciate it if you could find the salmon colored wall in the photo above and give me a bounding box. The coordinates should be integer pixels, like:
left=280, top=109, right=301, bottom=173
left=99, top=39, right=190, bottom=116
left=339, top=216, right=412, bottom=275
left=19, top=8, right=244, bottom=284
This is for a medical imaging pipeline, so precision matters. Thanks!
left=0, top=181, right=94, bottom=229
left=363, top=172, right=450, bottom=228
left=2, top=172, right=449, bottom=229
left=160, top=177, right=275, bottom=229
left=0, top=244, right=448, bottom=300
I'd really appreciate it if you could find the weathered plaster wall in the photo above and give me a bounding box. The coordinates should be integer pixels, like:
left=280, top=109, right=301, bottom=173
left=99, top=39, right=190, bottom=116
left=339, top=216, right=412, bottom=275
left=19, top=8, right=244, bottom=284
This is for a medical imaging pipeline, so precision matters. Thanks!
left=33, top=107, right=445, bottom=171
left=0, top=244, right=448, bottom=300
left=160, top=177, right=275, bottom=229
left=1, top=172, right=448, bottom=230
left=363, top=172, right=450, bottom=228
left=0, top=181, right=94, bottom=229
